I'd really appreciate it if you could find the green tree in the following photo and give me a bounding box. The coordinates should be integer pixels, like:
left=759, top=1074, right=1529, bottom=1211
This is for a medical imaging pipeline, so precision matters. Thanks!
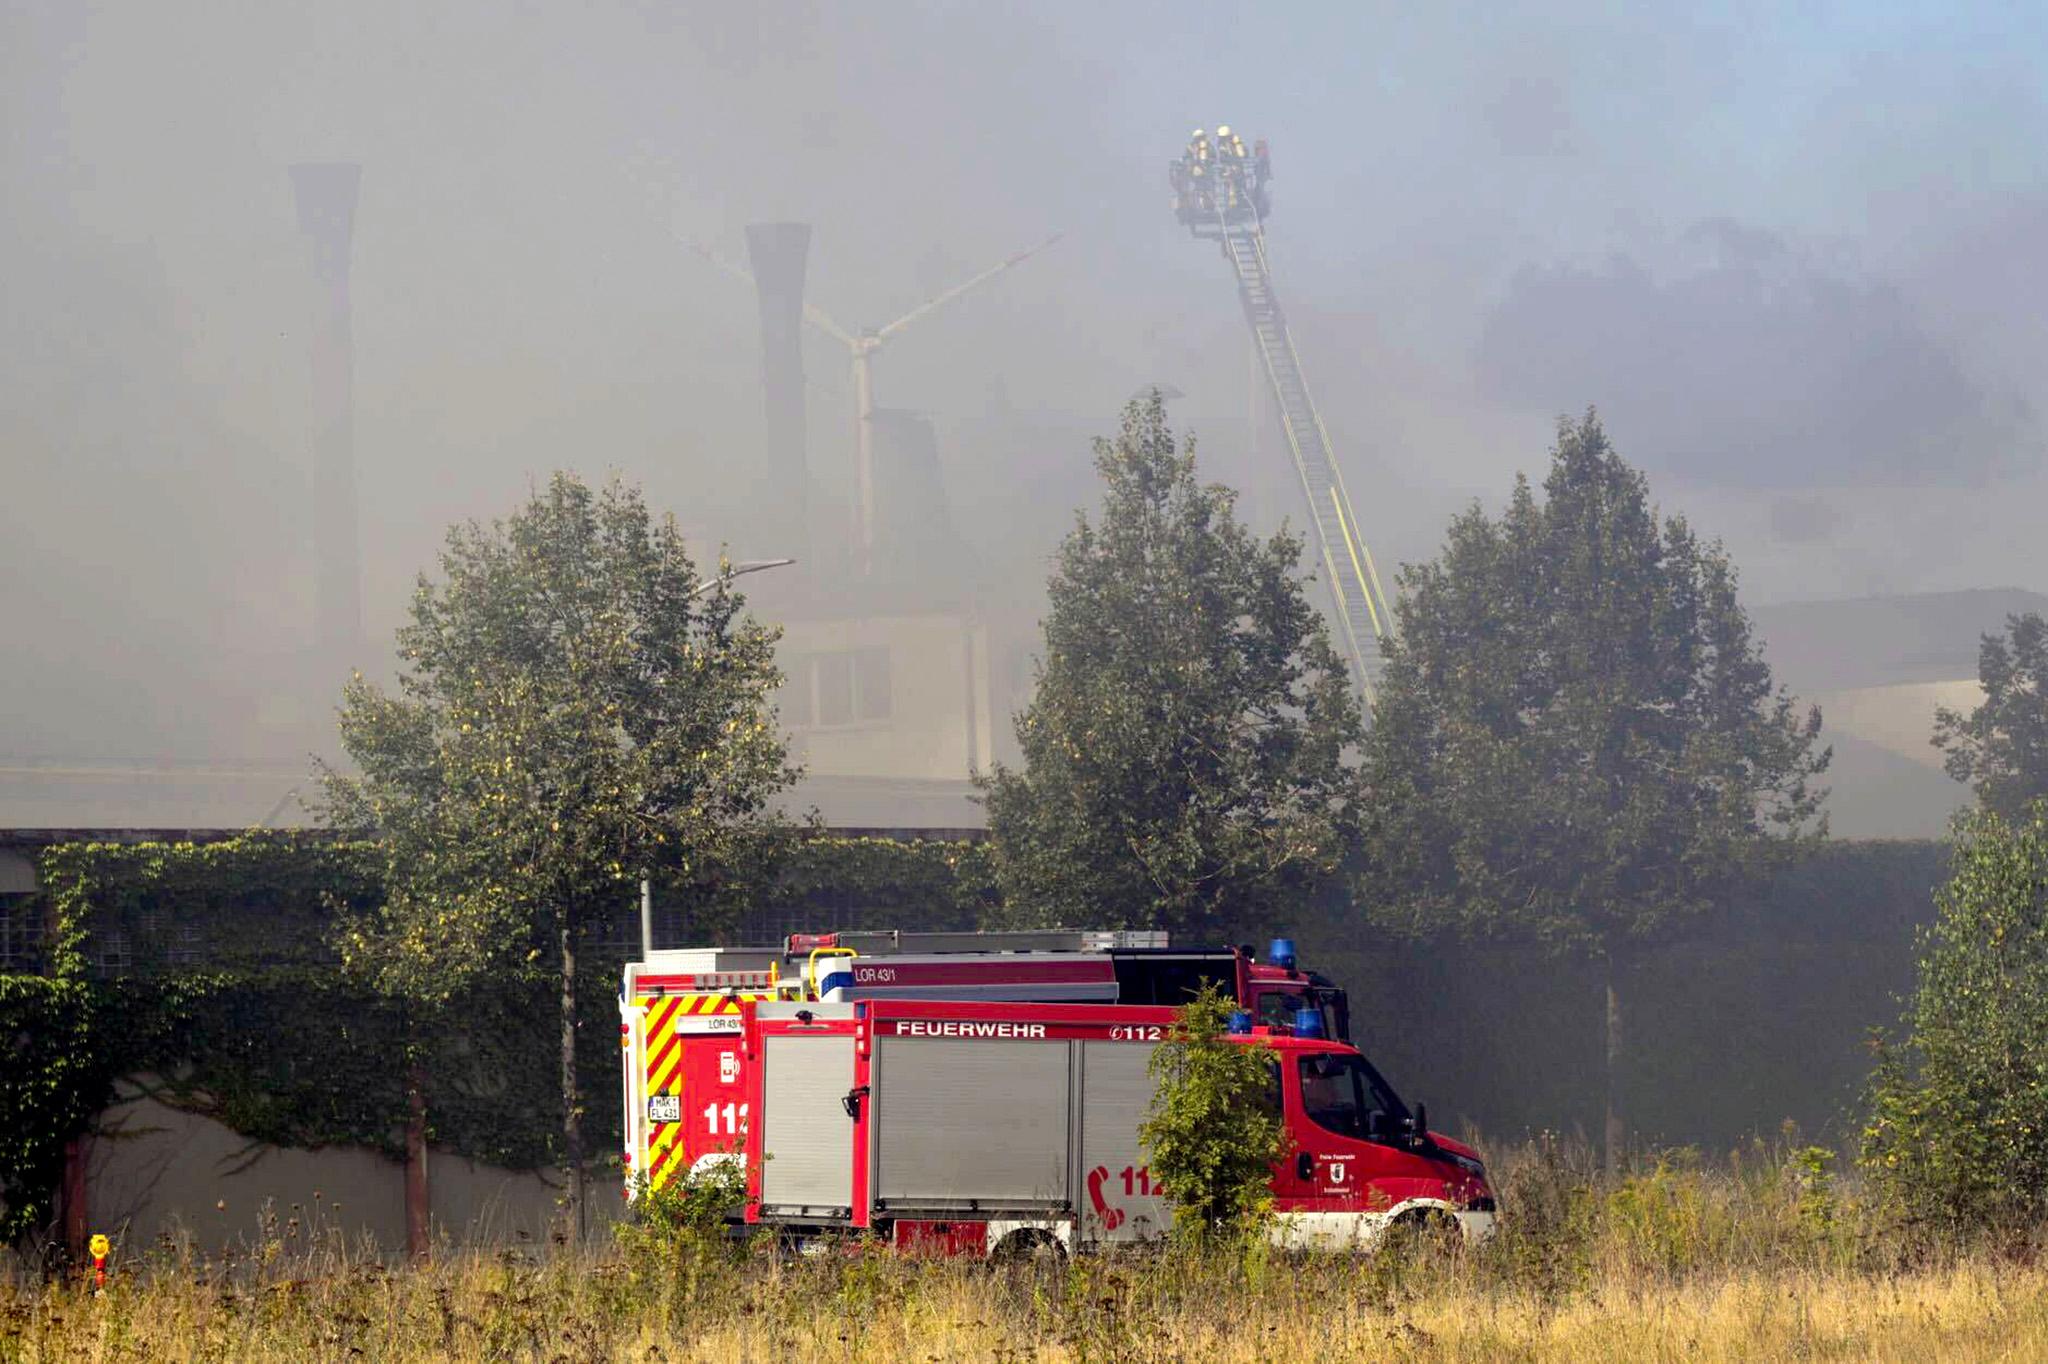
left=1358, top=412, right=1828, bottom=1170
left=1863, top=803, right=2048, bottom=1236
left=321, top=473, right=798, bottom=1231
left=979, top=396, right=1363, bottom=938
left=1140, top=983, right=1287, bottom=1239
left=1934, top=612, right=2048, bottom=821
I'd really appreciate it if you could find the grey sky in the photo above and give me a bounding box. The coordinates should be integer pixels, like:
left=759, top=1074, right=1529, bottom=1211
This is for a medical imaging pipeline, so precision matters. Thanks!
left=5, top=0, right=2046, bottom=771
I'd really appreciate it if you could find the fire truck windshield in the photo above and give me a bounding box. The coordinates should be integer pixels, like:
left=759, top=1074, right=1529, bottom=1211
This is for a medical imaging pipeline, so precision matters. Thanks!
left=1296, top=1052, right=1411, bottom=1140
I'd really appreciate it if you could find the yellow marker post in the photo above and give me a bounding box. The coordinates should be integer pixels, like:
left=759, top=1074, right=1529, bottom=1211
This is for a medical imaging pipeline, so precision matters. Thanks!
left=88, top=1232, right=109, bottom=1289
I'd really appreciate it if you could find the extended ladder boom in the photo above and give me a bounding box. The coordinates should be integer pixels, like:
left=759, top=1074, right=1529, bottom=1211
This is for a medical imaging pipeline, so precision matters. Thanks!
left=1223, top=223, right=1392, bottom=703
left=1176, top=145, right=1391, bottom=706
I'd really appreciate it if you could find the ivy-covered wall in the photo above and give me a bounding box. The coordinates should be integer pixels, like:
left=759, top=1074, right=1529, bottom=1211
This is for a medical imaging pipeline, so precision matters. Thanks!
left=0, top=829, right=1948, bottom=1242
left=0, top=833, right=994, bottom=1243
left=0, top=975, right=98, bottom=1243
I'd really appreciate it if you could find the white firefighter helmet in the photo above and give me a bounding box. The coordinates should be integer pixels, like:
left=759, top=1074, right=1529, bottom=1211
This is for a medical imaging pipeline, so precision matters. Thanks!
left=1216, top=124, right=1231, bottom=139
left=1190, top=128, right=1205, bottom=140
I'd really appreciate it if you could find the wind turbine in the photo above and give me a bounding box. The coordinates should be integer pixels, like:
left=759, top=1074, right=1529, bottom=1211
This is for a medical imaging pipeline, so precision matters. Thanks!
left=686, top=229, right=1062, bottom=575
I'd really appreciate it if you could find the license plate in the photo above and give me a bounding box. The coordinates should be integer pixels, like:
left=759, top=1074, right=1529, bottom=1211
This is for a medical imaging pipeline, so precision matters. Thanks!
left=648, top=1094, right=681, bottom=1124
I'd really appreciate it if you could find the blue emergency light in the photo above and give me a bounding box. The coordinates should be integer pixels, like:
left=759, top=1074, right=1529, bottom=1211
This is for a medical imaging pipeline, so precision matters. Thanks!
left=1227, top=1011, right=1253, bottom=1034
left=1293, top=1007, right=1324, bottom=1039
left=1268, top=937, right=1297, bottom=972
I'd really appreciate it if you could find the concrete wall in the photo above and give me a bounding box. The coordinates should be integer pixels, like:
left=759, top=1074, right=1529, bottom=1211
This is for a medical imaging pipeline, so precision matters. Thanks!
left=82, top=1083, right=619, bottom=1255
left=780, top=613, right=993, bottom=780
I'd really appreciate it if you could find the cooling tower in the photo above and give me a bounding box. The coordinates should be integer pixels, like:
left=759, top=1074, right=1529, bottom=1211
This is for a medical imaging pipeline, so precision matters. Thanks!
left=745, top=222, right=812, bottom=558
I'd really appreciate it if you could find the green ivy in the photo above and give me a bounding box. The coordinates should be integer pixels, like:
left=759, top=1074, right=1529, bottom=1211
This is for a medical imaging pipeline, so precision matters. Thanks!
left=0, top=974, right=104, bottom=1243
left=765, top=836, right=997, bottom=929
left=2, top=832, right=990, bottom=1242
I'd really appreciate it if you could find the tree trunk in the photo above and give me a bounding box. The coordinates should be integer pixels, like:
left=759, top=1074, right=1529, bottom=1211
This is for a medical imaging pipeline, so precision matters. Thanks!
left=404, top=1057, right=430, bottom=1258
left=559, top=919, right=584, bottom=1241
left=1603, top=955, right=1624, bottom=1179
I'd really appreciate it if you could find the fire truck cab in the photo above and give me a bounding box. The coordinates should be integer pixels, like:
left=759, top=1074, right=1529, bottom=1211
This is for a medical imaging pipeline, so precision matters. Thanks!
left=741, top=999, right=1494, bottom=1257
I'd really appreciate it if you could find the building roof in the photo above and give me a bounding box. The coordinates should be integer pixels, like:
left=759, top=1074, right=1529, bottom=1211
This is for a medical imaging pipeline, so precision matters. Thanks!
left=0, top=765, right=983, bottom=840
left=1752, top=588, right=2048, bottom=694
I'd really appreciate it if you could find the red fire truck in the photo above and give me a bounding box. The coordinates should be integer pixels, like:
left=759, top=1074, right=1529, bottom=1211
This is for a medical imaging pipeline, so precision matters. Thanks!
left=619, top=930, right=1351, bottom=1197
left=739, top=998, right=1494, bottom=1256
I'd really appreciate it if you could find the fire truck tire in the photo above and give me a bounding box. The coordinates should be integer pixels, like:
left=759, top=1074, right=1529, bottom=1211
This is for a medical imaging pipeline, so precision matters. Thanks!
left=988, top=1228, right=1067, bottom=1270
left=1383, top=1208, right=1464, bottom=1259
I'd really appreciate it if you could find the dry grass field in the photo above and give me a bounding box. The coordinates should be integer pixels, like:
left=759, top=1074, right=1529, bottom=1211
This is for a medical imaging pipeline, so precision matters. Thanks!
left=7, top=1141, right=2044, bottom=1362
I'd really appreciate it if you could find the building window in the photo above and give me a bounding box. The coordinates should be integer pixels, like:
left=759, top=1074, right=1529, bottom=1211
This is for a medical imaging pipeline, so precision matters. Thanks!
left=169, top=921, right=204, bottom=968
left=854, top=647, right=891, bottom=721
left=786, top=646, right=892, bottom=728
left=815, top=652, right=853, bottom=726
left=91, top=927, right=132, bottom=978
left=133, top=899, right=205, bottom=971
left=0, top=897, right=43, bottom=973
left=584, top=907, right=630, bottom=958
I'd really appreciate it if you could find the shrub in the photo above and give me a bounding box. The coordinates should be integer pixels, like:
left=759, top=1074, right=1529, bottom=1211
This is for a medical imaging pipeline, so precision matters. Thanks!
left=1863, top=804, right=2048, bottom=1237
left=614, top=1157, right=750, bottom=1322
left=1140, top=984, right=1287, bottom=1240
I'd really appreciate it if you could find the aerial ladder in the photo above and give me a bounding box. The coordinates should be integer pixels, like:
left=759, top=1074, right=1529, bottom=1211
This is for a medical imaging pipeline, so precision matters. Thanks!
left=1172, top=133, right=1394, bottom=706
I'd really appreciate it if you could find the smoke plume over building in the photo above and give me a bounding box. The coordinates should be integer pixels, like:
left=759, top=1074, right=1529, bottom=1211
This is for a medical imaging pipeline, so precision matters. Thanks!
left=4, top=1, right=2048, bottom=833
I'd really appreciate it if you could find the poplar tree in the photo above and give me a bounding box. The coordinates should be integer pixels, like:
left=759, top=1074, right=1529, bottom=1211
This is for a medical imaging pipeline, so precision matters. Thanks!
left=321, top=474, right=797, bottom=1232
left=980, top=395, right=1364, bottom=939
left=1934, top=612, right=2048, bottom=820
left=1359, top=412, right=1828, bottom=1170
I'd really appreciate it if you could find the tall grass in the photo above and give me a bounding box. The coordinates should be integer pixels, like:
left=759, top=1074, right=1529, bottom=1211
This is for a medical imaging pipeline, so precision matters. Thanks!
left=8, top=1139, right=2046, bottom=1362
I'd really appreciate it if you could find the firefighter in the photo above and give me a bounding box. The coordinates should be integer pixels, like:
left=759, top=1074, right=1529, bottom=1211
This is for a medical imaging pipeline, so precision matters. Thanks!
left=1188, top=127, right=1210, bottom=163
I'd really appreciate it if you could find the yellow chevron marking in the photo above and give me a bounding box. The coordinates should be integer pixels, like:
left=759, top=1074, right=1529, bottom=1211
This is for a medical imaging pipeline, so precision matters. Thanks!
left=650, top=1050, right=682, bottom=1098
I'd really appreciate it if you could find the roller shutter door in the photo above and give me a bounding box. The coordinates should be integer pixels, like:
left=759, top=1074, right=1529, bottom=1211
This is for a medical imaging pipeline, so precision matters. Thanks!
left=873, top=1037, right=1071, bottom=1211
left=758, top=1033, right=855, bottom=1216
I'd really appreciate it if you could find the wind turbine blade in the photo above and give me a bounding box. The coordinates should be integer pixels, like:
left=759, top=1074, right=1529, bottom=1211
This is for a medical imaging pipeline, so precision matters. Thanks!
left=677, top=225, right=856, bottom=349
left=678, top=232, right=755, bottom=287
left=873, top=231, right=1064, bottom=342
left=802, top=302, right=858, bottom=348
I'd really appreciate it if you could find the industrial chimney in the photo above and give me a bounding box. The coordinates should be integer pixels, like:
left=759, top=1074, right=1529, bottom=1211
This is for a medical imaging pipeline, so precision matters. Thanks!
left=744, top=222, right=811, bottom=559
left=290, top=163, right=363, bottom=682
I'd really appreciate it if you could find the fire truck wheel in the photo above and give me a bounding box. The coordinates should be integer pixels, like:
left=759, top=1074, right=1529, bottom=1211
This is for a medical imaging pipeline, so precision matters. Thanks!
left=989, top=1229, right=1067, bottom=1271
left=1380, top=1209, right=1463, bottom=1261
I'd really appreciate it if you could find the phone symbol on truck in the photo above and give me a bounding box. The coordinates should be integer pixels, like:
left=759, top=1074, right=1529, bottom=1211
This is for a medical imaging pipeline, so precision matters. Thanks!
left=1086, top=1166, right=1126, bottom=1231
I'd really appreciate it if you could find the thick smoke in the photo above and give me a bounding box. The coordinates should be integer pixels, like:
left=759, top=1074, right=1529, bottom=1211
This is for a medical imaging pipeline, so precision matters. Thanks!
left=0, top=225, right=314, bottom=766
left=4, top=0, right=2048, bottom=817
left=1474, top=221, right=2040, bottom=488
